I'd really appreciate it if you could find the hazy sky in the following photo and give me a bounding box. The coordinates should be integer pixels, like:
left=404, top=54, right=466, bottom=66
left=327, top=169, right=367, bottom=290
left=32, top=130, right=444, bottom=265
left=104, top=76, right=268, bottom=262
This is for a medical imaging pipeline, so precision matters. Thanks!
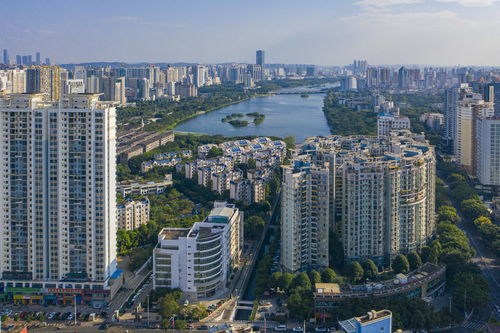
left=2, top=0, right=500, bottom=66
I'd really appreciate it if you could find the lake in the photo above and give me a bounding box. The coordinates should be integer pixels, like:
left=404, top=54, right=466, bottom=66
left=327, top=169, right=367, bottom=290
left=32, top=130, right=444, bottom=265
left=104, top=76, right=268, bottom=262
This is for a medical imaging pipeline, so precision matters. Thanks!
left=174, top=92, right=332, bottom=142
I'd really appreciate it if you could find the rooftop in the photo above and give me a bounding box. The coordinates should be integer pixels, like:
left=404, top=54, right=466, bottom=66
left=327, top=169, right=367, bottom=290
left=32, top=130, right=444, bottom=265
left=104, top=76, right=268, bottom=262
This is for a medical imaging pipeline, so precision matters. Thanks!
left=159, top=228, right=190, bottom=240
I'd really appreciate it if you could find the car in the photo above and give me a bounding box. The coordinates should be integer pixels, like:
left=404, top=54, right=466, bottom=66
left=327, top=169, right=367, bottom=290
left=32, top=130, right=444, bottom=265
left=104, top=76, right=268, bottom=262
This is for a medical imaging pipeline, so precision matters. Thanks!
left=293, top=327, right=304, bottom=332
left=315, top=328, right=327, bottom=332
left=275, top=325, right=287, bottom=331
left=328, top=328, right=337, bottom=332
left=198, top=325, right=209, bottom=330
left=252, top=326, right=261, bottom=332
left=187, top=324, right=195, bottom=330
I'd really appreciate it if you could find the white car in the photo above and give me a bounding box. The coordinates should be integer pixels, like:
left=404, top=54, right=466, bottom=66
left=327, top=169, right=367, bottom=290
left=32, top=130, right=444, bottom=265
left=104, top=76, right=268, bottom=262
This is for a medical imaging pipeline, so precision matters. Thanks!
left=293, top=327, right=304, bottom=332
left=275, top=325, right=287, bottom=331
left=315, top=328, right=327, bottom=333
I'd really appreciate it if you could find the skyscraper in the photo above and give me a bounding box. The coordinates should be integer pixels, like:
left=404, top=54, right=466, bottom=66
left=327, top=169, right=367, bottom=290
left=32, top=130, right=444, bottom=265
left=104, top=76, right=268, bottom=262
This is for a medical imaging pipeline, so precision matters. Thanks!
left=256, top=50, right=265, bottom=79
left=26, top=66, right=62, bottom=101
left=0, top=93, right=118, bottom=305
left=2, top=49, right=9, bottom=65
left=16, top=55, right=21, bottom=65
left=35, top=51, right=41, bottom=65
left=474, top=116, right=500, bottom=186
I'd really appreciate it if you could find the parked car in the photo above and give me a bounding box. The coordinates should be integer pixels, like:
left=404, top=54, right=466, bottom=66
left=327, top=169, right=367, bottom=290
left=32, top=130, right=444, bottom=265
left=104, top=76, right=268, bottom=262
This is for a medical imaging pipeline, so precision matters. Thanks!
left=293, top=327, right=304, bottom=332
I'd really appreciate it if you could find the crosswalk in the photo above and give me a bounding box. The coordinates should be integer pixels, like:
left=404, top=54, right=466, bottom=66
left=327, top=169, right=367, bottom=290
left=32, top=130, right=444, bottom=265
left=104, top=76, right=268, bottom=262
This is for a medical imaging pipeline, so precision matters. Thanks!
left=462, top=319, right=485, bottom=331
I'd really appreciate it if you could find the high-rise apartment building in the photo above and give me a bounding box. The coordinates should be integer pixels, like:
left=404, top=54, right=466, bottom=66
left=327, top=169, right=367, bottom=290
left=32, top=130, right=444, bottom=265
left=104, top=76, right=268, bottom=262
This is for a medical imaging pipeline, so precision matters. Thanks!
left=26, top=66, right=62, bottom=101
left=0, top=93, right=119, bottom=306
left=284, top=131, right=436, bottom=268
left=281, top=159, right=331, bottom=273
left=474, top=116, right=500, bottom=186
left=454, top=92, right=494, bottom=171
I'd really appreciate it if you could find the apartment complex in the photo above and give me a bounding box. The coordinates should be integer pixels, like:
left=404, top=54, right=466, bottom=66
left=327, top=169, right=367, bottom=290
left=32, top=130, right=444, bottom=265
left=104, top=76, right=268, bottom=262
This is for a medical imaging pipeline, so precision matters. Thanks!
left=116, top=198, right=151, bottom=230
left=153, top=202, right=243, bottom=301
left=0, top=93, right=120, bottom=306
left=282, top=131, right=436, bottom=270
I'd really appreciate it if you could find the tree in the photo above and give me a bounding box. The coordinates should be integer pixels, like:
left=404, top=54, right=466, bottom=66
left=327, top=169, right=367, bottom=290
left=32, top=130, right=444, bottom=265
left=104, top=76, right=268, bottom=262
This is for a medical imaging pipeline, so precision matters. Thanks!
left=347, top=261, right=364, bottom=282
left=420, top=246, right=431, bottom=262
left=247, top=158, right=256, bottom=169
left=321, top=268, right=337, bottom=283
left=447, top=173, right=465, bottom=186
left=438, top=206, right=460, bottom=224
left=461, top=199, right=489, bottom=221
left=207, top=146, right=223, bottom=158
left=244, top=216, right=265, bottom=239
left=278, top=273, right=294, bottom=292
left=269, top=272, right=282, bottom=289
left=452, top=272, right=490, bottom=311
left=362, top=259, right=378, bottom=279
left=290, top=272, right=312, bottom=292
left=287, top=290, right=312, bottom=320
left=473, top=216, right=492, bottom=227
left=407, top=252, right=423, bottom=270
left=392, top=254, right=410, bottom=274
left=452, top=184, right=478, bottom=202
left=159, top=295, right=180, bottom=320
left=309, top=270, right=322, bottom=285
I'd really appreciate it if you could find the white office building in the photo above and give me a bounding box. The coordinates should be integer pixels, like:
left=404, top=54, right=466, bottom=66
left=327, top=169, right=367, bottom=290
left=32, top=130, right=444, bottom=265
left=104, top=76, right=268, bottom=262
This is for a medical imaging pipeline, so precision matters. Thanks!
left=153, top=202, right=243, bottom=301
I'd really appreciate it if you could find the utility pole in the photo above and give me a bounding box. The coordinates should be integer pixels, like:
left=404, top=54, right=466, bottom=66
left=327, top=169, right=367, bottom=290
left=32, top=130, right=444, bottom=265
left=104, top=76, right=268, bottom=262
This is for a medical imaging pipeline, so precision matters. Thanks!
left=74, top=294, right=77, bottom=326
left=147, top=294, right=150, bottom=328
left=464, top=287, right=467, bottom=318
left=449, top=296, right=452, bottom=327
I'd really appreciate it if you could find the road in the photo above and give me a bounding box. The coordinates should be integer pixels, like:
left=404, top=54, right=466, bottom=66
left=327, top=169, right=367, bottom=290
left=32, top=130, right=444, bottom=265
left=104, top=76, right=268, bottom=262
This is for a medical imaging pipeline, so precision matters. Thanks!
left=107, top=268, right=152, bottom=320
left=438, top=167, right=500, bottom=331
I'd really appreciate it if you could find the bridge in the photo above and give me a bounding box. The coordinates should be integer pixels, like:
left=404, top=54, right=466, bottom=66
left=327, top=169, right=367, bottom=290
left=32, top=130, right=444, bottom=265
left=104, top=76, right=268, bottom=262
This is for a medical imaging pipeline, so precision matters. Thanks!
left=270, top=89, right=328, bottom=95
left=235, top=300, right=254, bottom=311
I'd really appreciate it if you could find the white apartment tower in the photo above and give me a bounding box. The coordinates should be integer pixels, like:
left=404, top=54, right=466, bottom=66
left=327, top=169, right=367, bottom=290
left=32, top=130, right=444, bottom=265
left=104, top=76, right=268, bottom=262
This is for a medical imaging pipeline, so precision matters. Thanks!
left=0, top=93, right=118, bottom=302
left=474, top=116, right=500, bottom=186
left=281, top=159, right=330, bottom=273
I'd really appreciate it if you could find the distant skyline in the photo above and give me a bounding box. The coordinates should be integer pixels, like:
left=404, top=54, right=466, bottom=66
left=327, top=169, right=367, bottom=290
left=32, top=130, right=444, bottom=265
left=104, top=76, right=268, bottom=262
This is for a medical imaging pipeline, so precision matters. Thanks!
left=2, top=0, right=500, bottom=66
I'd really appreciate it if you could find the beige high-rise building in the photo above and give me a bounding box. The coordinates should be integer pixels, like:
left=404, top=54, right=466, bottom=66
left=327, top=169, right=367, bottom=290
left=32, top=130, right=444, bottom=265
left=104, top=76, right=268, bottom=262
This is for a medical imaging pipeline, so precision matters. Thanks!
left=455, top=92, right=494, bottom=171
left=474, top=116, right=500, bottom=186
left=26, top=66, right=61, bottom=101
left=117, top=198, right=150, bottom=230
